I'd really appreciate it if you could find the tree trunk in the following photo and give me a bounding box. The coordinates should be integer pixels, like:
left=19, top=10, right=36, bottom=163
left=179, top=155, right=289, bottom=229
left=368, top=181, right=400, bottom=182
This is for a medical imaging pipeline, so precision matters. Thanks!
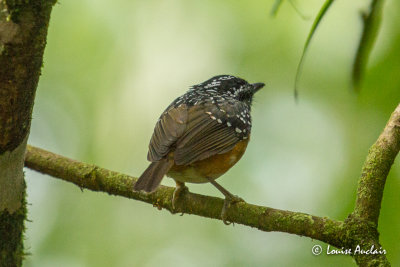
left=0, top=0, right=56, bottom=265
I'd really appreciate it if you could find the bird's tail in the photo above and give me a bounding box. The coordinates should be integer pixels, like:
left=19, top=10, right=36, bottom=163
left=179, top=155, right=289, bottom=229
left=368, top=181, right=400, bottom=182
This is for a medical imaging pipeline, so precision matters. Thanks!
left=133, top=158, right=174, bottom=192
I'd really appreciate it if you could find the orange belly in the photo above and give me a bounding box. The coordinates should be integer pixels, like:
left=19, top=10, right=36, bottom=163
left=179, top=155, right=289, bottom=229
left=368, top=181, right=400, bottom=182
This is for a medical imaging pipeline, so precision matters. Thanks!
left=167, top=138, right=249, bottom=183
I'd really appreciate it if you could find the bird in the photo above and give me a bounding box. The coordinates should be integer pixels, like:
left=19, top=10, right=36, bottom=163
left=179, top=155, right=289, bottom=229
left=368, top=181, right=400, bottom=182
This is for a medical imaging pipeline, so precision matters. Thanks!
left=133, top=75, right=264, bottom=224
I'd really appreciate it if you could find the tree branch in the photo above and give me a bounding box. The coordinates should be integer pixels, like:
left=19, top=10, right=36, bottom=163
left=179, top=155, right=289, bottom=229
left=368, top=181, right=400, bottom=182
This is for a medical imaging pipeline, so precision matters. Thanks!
left=24, top=145, right=344, bottom=246
left=24, top=102, right=400, bottom=266
left=354, top=103, right=400, bottom=225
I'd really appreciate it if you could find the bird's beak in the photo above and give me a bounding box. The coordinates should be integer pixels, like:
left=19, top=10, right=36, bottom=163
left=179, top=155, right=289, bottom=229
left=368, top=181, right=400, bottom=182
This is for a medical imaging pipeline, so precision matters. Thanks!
left=251, top=83, right=265, bottom=93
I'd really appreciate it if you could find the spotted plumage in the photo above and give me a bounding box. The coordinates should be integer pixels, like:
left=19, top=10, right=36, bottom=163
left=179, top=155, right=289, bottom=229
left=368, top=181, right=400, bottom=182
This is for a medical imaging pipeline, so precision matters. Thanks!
left=161, top=75, right=258, bottom=143
left=134, top=75, right=264, bottom=223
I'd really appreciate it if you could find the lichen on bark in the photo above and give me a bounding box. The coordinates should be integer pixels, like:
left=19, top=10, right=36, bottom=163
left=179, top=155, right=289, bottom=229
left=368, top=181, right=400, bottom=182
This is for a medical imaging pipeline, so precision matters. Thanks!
left=0, top=0, right=56, bottom=265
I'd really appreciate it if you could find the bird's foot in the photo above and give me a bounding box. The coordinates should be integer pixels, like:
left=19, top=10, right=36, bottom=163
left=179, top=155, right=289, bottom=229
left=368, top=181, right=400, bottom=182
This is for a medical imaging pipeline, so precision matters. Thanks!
left=204, top=177, right=245, bottom=225
left=172, top=181, right=189, bottom=214
left=221, top=194, right=245, bottom=225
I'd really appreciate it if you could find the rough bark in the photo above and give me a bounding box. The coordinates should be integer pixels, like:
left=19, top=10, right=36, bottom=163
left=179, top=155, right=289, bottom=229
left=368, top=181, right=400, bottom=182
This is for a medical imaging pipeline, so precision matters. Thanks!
left=0, top=0, right=56, bottom=265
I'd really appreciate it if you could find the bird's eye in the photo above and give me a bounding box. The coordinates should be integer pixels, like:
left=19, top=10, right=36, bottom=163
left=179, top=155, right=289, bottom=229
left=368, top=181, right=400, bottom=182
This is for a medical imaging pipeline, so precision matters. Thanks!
left=237, top=90, right=252, bottom=102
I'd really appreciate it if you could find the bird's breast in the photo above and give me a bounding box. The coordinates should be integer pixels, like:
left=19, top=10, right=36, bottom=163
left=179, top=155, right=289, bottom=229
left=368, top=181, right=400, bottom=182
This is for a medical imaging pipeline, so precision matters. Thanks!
left=167, top=137, right=250, bottom=183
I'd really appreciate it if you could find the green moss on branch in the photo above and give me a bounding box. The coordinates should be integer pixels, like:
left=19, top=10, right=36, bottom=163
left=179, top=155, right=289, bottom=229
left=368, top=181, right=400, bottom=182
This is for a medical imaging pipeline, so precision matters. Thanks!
left=354, top=104, right=400, bottom=225
left=0, top=0, right=56, bottom=265
left=24, top=145, right=343, bottom=245
left=0, top=189, right=26, bottom=266
left=24, top=103, right=400, bottom=266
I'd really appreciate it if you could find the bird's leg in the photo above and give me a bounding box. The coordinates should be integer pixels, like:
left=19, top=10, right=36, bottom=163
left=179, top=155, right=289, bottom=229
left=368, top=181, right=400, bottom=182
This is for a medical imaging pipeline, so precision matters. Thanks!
left=172, top=180, right=189, bottom=212
left=206, top=178, right=244, bottom=225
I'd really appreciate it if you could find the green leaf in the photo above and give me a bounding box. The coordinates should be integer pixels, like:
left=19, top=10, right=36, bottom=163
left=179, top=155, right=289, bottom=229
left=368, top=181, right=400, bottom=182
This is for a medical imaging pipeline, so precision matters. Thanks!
left=352, top=0, right=385, bottom=92
left=294, top=0, right=335, bottom=99
left=271, top=0, right=309, bottom=19
left=270, top=0, right=284, bottom=17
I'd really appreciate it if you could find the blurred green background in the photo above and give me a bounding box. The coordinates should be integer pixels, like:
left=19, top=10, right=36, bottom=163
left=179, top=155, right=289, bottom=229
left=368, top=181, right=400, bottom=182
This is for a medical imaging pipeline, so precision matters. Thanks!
left=24, top=0, right=400, bottom=266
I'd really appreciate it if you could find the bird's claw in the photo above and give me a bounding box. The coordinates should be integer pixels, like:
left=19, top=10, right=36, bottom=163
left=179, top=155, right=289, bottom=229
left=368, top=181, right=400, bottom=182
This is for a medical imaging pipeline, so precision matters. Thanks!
left=221, top=195, right=244, bottom=225
left=172, top=183, right=189, bottom=213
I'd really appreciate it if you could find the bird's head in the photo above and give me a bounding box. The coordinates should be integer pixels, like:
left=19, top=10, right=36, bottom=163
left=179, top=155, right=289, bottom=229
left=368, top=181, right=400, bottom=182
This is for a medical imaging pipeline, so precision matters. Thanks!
left=196, top=75, right=265, bottom=105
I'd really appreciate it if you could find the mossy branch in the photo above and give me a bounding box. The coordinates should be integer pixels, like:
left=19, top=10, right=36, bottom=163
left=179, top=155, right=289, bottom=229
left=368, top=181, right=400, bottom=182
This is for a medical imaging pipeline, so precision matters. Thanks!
left=24, top=103, right=400, bottom=266
left=24, top=145, right=344, bottom=246
left=353, top=103, right=400, bottom=225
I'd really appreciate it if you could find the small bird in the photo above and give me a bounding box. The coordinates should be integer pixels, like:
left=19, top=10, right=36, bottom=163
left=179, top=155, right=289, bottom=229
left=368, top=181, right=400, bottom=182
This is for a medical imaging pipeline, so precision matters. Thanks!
left=134, top=75, right=264, bottom=223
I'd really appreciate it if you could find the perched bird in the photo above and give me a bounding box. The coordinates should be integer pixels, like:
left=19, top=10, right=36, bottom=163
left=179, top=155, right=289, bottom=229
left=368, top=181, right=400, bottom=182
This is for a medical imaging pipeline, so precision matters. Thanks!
left=134, top=75, right=264, bottom=223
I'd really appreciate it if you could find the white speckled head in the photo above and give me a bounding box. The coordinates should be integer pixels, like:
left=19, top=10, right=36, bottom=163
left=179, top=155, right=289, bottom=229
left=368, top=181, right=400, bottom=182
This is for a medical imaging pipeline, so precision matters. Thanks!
left=193, top=75, right=265, bottom=106
left=167, top=75, right=264, bottom=140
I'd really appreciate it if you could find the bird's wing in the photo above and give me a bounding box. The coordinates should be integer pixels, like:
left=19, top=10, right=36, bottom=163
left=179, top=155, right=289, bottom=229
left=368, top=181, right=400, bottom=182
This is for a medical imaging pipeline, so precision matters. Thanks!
left=147, top=101, right=251, bottom=165
left=147, top=104, right=188, bottom=162
left=174, top=101, right=250, bottom=165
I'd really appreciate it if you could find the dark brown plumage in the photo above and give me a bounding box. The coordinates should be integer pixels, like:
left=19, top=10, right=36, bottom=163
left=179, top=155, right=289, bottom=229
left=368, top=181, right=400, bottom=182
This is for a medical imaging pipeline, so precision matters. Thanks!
left=133, top=75, right=264, bottom=223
